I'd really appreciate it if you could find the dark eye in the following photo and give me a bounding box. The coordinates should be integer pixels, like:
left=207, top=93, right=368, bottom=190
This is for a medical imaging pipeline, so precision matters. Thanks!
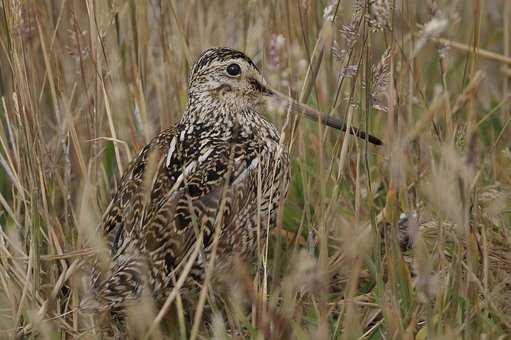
left=226, top=63, right=241, bottom=76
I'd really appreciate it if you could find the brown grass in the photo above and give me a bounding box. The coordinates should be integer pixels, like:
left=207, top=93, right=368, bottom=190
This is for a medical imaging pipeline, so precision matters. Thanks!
left=0, top=0, right=510, bottom=339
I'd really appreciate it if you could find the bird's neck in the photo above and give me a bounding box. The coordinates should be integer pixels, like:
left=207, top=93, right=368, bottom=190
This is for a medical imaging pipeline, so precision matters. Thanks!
left=181, top=95, right=253, bottom=132
left=180, top=92, right=280, bottom=144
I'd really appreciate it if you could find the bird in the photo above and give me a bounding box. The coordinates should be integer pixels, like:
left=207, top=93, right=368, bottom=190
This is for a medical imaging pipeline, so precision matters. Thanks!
left=84, top=47, right=382, bottom=315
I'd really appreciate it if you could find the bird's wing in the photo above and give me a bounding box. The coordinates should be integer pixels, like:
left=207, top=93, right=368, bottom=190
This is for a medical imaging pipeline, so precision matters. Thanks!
left=97, top=128, right=176, bottom=255
left=87, top=128, right=176, bottom=307
left=140, top=135, right=282, bottom=293
left=89, top=125, right=287, bottom=307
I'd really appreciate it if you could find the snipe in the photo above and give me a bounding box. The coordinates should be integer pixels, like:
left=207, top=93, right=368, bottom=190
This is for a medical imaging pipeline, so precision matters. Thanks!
left=85, top=47, right=381, bottom=313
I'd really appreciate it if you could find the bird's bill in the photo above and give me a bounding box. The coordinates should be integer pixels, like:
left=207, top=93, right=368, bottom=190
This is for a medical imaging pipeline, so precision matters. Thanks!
left=265, top=87, right=383, bottom=146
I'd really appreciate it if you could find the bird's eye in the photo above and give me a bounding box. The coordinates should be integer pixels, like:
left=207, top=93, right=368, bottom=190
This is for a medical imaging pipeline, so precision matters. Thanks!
left=226, top=63, right=241, bottom=77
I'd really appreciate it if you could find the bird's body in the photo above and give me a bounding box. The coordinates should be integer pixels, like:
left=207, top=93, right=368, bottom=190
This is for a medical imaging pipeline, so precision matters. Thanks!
left=86, top=47, right=381, bottom=313
left=88, top=48, right=289, bottom=310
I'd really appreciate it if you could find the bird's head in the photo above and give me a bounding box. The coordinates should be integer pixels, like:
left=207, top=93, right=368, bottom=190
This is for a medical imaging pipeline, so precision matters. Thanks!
left=187, top=47, right=269, bottom=110
left=187, top=47, right=382, bottom=145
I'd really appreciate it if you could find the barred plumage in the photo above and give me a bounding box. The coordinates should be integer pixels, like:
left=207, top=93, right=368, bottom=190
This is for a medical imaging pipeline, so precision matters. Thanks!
left=84, top=47, right=381, bottom=314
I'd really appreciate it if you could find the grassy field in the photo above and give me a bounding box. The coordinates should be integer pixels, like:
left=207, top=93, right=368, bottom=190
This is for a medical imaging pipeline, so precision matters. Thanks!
left=0, top=0, right=510, bottom=338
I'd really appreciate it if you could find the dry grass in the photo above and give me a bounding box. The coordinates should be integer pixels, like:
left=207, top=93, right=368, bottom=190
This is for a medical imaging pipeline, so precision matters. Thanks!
left=0, top=0, right=510, bottom=339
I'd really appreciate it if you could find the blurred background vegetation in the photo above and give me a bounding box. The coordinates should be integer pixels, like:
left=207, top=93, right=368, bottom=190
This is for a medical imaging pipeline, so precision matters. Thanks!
left=0, top=0, right=510, bottom=338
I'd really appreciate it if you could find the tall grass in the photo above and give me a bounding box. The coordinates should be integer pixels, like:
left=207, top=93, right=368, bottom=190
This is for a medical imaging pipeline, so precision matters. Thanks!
left=0, top=0, right=510, bottom=338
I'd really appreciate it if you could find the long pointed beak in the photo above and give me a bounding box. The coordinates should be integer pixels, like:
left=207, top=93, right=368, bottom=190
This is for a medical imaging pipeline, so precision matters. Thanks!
left=264, top=86, right=383, bottom=146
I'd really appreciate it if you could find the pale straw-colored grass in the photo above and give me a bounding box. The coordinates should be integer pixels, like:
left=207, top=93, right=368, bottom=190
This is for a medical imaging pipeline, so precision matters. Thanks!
left=0, top=0, right=510, bottom=339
